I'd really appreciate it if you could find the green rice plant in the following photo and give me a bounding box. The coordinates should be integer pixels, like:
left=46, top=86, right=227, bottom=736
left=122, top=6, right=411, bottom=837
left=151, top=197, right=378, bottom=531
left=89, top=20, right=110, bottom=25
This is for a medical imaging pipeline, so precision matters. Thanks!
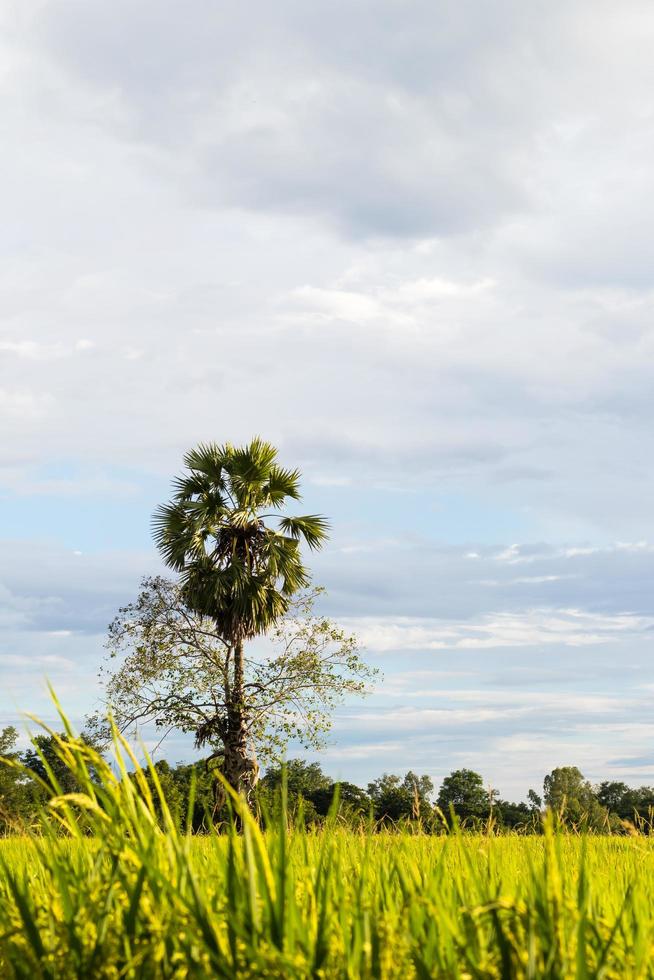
left=2, top=700, right=654, bottom=976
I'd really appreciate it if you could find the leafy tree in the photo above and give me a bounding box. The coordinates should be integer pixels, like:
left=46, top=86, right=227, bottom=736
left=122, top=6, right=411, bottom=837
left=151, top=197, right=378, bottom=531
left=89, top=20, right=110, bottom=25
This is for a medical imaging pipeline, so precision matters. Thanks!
left=0, top=727, right=32, bottom=831
left=596, top=780, right=632, bottom=817
left=494, top=799, right=535, bottom=830
left=99, top=438, right=375, bottom=810
left=436, top=769, right=490, bottom=823
left=596, top=781, right=654, bottom=826
left=132, top=759, right=184, bottom=827
left=130, top=759, right=218, bottom=831
left=259, top=759, right=371, bottom=823
left=543, top=766, right=588, bottom=809
left=21, top=732, right=101, bottom=796
left=260, top=759, right=332, bottom=798
left=632, top=786, right=654, bottom=824
left=164, top=760, right=222, bottom=831
left=310, top=780, right=370, bottom=819
left=21, top=734, right=78, bottom=795
left=527, top=789, right=542, bottom=811
left=367, top=774, right=409, bottom=823
left=403, top=771, right=435, bottom=804
left=367, top=771, right=433, bottom=824
left=542, top=766, right=607, bottom=829
left=2, top=730, right=103, bottom=831
left=0, top=727, right=18, bottom=756
left=258, top=759, right=330, bottom=824
left=99, top=580, right=373, bottom=813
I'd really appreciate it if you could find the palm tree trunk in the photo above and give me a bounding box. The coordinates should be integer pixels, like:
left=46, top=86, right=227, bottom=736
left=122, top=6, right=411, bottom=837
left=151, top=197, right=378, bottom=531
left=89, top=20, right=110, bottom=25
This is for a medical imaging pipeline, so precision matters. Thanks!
left=222, top=638, right=258, bottom=810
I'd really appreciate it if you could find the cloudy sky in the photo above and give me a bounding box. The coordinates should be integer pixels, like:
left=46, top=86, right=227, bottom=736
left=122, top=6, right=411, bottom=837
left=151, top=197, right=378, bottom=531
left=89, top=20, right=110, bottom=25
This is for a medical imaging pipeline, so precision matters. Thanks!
left=3, top=0, right=654, bottom=799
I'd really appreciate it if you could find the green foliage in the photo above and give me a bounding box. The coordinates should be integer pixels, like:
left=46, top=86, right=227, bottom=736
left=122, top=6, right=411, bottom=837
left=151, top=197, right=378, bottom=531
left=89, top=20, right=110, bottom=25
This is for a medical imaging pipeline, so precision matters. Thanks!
left=0, top=728, right=105, bottom=834
left=152, top=438, right=330, bottom=641
left=527, top=787, right=542, bottom=810
left=21, top=732, right=101, bottom=796
left=5, top=725, right=654, bottom=840
left=142, top=437, right=344, bottom=804
left=493, top=798, right=539, bottom=831
left=543, top=765, right=609, bottom=830
left=436, top=767, right=491, bottom=824
left=3, top=706, right=654, bottom=976
left=98, top=578, right=376, bottom=764
left=596, top=780, right=654, bottom=823
left=0, top=727, right=32, bottom=833
left=260, top=760, right=332, bottom=798
left=367, top=771, right=434, bottom=824
left=259, top=760, right=370, bottom=825
left=131, top=759, right=217, bottom=832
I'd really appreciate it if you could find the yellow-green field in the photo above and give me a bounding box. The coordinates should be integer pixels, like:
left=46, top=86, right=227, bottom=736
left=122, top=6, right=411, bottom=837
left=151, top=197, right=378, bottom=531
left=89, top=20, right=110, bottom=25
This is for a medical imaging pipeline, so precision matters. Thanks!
left=4, top=725, right=654, bottom=977
left=2, top=828, right=654, bottom=977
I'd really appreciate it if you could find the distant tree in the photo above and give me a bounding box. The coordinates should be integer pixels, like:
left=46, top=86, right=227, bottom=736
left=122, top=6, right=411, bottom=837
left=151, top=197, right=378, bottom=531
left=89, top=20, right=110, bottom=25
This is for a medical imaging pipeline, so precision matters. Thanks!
left=0, top=727, right=33, bottom=831
left=494, top=799, right=535, bottom=830
left=260, top=759, right=332, bottom=798
left=259, top=759, right=370, bottom=823
left=165, top=760, right=221, bottom=831
left=310, top=780, right=370, bottom=818
left=133, top=759, right=184, bottom=827
left=403, top=771, right=435, bottom=804
left=367, top=774, right=409, bottom=823
left=21, top=734, right=76, bottom=796
left=437, top=769, right=490, bottom=823
left=0, top=727, right=18, bottom=756
left=543, top=766, right=591, bottom=811
left=129, top=758, right=218, bottom=831
left=632, top=786, right=654, bottom=822
left=596, top=781, right=654, bottom=826
left=367, top=771, right=433, bottom=823
left=527, top=789, right=542, bottom=811
left=596, top=781, right=632, bottom=817
left=21, top=732, right=101, bottom=797
left=542, top=766, right=607, bottom=829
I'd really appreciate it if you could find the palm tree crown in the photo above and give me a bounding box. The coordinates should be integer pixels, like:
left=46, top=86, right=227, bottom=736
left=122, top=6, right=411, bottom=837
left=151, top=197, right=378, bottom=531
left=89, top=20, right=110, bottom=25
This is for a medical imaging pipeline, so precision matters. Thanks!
left=152, top=438, right=329, bottom=642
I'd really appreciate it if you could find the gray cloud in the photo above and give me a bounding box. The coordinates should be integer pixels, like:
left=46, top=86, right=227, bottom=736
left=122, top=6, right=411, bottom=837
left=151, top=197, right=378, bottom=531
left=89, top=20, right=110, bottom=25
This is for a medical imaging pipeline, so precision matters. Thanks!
left=33, top=0, right=538, bottom=238
left=7, top=536, right=654, bottom=633
left=31, top=0, right=654, bottom=265
left=315, top=540, right=654, bottom=619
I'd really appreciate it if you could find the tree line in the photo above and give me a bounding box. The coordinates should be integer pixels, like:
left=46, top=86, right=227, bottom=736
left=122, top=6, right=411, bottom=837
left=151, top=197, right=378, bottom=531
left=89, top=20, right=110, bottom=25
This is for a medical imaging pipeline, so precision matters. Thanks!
left=1, top=729, right=652, bottom=834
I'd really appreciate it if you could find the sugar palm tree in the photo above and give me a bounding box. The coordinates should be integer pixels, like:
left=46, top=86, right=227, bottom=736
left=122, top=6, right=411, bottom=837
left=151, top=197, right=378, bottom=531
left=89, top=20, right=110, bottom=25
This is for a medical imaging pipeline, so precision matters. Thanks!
left=152, top=438, right=329, bottom=803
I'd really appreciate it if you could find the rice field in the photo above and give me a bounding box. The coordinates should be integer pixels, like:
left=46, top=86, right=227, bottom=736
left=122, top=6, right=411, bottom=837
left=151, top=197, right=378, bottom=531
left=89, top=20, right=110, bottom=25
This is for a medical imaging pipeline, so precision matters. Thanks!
left=3, top=724, right=654, bottom=977
left=3, top=823, right=654, bottom=977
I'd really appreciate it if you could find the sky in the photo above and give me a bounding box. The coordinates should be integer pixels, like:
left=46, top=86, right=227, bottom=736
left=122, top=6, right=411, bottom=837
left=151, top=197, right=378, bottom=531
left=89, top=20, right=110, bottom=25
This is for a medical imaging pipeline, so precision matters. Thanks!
left=2, top=1, right=654, bottom=799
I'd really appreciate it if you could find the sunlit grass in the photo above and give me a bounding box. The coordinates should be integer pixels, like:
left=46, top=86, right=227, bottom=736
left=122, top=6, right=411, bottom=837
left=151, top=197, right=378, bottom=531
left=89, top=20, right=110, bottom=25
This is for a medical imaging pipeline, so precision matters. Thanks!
left=2, top=707, right=654, bottom=977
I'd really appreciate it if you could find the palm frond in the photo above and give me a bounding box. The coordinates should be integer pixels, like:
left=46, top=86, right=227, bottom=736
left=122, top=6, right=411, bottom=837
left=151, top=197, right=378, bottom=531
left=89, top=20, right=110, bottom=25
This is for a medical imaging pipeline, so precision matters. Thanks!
left=278, top=515, right=330, bottom=550
left=151, top=503, right=193, bottom=571
left=264, top=465, right=302, bottom=506
left=171, top=472, right=215, bottom=501
left=182, top=443, right=229, bottom=481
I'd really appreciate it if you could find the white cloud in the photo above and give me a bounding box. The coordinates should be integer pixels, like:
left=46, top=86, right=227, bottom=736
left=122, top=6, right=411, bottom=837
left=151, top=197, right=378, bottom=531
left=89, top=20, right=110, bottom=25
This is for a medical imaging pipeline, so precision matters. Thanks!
left=320, top=741, right=403, bottom=760
left=0, top=341, right=61, bottom=359
left=342, top=609, right=654, bottom=652
left=0, top=388, right=52, bottom=421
